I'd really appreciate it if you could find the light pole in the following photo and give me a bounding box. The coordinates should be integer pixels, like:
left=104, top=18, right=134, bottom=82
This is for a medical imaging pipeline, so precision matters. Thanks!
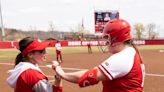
left=0, top=0, right=5, bottom=41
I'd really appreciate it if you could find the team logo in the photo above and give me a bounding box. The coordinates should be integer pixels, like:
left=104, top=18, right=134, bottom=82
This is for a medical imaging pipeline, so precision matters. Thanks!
left=105, top=62, right=109, bottom=66
left=83, top=80, right=90, bottom=87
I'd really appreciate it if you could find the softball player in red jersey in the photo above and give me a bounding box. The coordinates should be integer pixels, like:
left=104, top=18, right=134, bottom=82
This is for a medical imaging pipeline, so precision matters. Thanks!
left=52, top=19, right=145, bottom=92
left=55, top=40, right=63, bottom=62
left=7, top=37, right=62, bottom=92
left=87, top=43, right=92, bottom=53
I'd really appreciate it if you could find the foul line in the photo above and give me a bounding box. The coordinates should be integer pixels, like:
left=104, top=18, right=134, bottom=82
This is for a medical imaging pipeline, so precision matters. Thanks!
left=0, top=62, right=86, bottom=71
left=1, top=62, right=164, bottom=77
left=146, top=73, right=164, bottom=77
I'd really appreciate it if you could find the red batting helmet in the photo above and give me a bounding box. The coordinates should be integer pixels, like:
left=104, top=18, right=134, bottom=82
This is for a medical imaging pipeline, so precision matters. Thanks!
left=103, top=19, right=131, bottom=46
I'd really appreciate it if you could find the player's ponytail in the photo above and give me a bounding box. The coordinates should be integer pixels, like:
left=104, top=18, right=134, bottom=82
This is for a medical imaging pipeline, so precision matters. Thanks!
left=124, top=40, right=143, bottom=63
left=14, top=37, right=34, bottom=66
left=131, top=41, right=143, bottom=63
left=15, top=53, right=24, bottom=66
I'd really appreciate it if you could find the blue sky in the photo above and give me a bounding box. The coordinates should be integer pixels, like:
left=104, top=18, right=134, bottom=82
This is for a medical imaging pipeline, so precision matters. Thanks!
left=1, top=0, right=164, bottom=37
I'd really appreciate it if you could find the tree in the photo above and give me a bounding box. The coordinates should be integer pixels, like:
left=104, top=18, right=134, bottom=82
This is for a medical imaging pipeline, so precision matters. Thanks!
left=147, top=23, right=158, bottom=39
left=69, top=27, right=79, bottom=40
left=134, top=23, right=145, bottom=39
left=48, top=21, right=55, bottom=38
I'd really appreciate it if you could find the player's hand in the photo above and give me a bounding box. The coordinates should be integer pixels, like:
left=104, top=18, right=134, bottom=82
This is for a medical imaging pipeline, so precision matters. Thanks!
left=55, top=74, right=61, bottom=81
left=59, top=60, right=62, bottom=64
left=52, top=61, right=60, bottom=70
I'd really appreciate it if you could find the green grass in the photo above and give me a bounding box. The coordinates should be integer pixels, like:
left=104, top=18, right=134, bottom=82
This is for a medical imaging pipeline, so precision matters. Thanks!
left=0, top=49, right=19, bottom=60
left=60, top=46, right=101, bottom=54
left=46, top=46, right=102, bottom=55
left=0, top=45, right=164, bottom=60
left=0, top=46, right=100, bottom=60
left=137, top=45, right=164, bottom=50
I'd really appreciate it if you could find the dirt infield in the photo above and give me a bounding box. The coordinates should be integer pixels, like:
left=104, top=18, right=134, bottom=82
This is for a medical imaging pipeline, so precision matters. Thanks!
left=0, top=46, right=164, bottom=92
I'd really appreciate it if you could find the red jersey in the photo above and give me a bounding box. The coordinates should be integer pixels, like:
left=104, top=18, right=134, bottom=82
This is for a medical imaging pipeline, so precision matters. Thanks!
left=98, top=47, right=145, bottom=92
left=7, top=62, right=62, bottom=92
left=87, top=44, right=91, bottom=48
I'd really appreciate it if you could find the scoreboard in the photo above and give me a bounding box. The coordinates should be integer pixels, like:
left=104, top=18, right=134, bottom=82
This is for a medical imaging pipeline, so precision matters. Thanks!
left=94, top=10, right=119, bottom=33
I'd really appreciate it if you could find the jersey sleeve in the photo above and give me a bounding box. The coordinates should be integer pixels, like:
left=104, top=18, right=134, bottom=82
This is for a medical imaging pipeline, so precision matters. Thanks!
left=32, top=79, right=53, bottom=92
left=33, top=79, right=62, bottom=92
left=20, top=69, right=62, bottom=92
left=98, top=49, right=135, bottom=80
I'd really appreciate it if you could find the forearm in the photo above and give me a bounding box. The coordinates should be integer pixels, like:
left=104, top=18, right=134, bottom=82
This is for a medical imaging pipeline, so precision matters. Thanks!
left=54, top=75, right=62, bottom=87
left=55, top=66, right=87, bottom=83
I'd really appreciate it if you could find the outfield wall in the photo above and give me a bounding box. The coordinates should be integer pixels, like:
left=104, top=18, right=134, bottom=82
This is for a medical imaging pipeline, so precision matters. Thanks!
left=0, top=39, right=164, bottom=49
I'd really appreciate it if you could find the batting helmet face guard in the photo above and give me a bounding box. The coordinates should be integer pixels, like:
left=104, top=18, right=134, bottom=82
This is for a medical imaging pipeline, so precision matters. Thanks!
left=103, top=19, right=131, bottom=46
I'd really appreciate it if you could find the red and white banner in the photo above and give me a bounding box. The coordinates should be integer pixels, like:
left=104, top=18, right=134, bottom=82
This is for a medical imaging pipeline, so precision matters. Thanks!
left=0, top=40, right=164, bottom=49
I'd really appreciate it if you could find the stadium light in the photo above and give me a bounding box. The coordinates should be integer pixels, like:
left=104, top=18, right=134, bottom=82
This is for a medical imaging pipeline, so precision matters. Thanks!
left=0, top=0, right=5, bottom=41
